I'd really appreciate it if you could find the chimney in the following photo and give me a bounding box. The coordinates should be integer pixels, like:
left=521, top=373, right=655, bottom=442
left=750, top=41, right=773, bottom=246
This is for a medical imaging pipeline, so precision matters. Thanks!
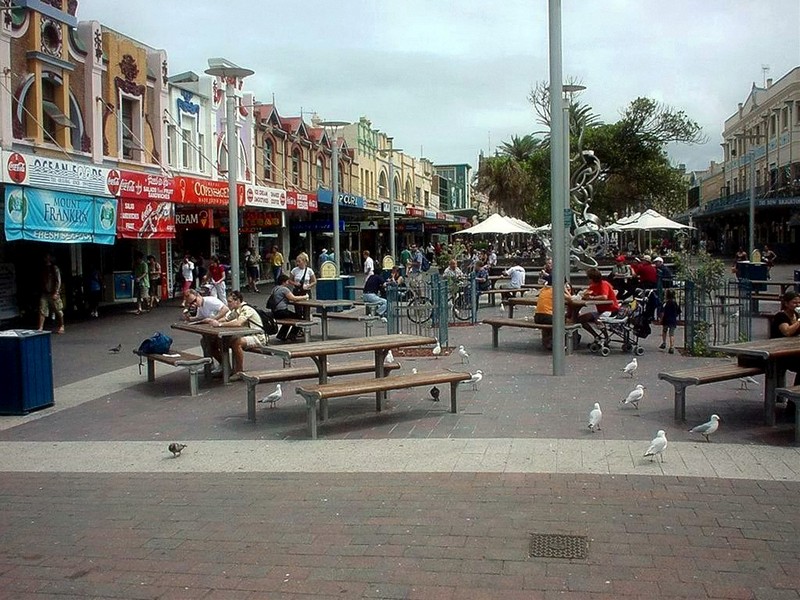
left=767, top=78, right=773, bottom=88
left=738, top=102, right=743, bottom=117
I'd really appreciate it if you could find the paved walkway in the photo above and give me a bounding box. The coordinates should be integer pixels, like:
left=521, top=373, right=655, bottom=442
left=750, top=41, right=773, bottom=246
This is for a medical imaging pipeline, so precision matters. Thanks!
left=1, top=264, right=799, bottom=599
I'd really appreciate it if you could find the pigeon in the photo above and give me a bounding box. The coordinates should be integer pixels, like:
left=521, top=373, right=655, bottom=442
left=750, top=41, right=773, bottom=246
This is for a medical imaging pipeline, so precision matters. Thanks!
left=385, top=350, right=395, bottom=364
left=588, top=402, right=602, bottom=432
left=168, top=442, right=187, bottom=457
left=432, top=340, right=442, bottom=358
left=458, top=345, right=470, bottom=364
left=430, top=386, right=440, bottom=401
left=689, top=414, right=720, bottom=442
left=468, top=370, right=483, bottom=390
left=411, top=368, right=418, bottom=374
left=108, top=344, right=122, bottom=353
left=620, top=384, right=646, bottom=409
left=258, top=384, right=282, bottom=407
left=739, top=376, right=758, bottom=390
left=622, top=357, right=638, bottom=378
left=643, top=430, right=668, bottom=462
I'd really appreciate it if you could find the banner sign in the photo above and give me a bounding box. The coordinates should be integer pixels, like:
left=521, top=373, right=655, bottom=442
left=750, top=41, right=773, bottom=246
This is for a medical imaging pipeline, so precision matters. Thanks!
left=4, top=185, right=117, bottom=244
left=380, top=201, right=404, bottom=214
left=3, top=151, right=116, bottom=197
left=113, top=170, right=174, bottom=202
left=175, top=208, right=215, bottom=230
left=317, top=189, right=365, bottom=208
left=117, top=198, right=175, bottom=239
left=424, top=209, right=437, bottom=220
left=242, top=210, right=282, bottom=229
left=173, top=175, right=238, bottom=207
left=286, top=191, right=319, bottom=212
left=436, top=212, right=447, bottom=220
left=405, top=206, right=424, bottom=218
left=244, top=184, right=287, bottom=210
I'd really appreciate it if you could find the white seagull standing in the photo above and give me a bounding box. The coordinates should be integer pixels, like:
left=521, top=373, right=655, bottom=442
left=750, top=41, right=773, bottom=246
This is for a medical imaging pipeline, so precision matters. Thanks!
left=259, top=384, right=282, bottom=407
left=622, top=358, right=638, bottom=378
left=499, top=302, right=506, bottom=314
left=458, top=345, right=470, bottom=364
left=644, top=430, right=668, bottom=462
left=620, top=384, right=646, bottom=409
left=689, top=414, right=720, bottom=442
left=739, top=376, right=758, bottom=390
left=411, top=367, right=418, bottom=375
left=468, top=370, right=483, bottom=390
left=432, top=340, right=442, bottom=358
left=385, top=350, right=395, bottom=364
left=588, top=403, right=602, bottom=432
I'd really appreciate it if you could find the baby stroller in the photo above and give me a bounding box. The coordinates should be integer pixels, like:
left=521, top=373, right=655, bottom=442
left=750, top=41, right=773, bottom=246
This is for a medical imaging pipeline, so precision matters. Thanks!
left=588, top=288, right=658, bottom=357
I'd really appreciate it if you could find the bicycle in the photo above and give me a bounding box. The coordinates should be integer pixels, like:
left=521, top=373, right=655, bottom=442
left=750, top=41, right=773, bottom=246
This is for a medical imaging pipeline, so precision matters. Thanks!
left=405, top=275, right=473, bottom=324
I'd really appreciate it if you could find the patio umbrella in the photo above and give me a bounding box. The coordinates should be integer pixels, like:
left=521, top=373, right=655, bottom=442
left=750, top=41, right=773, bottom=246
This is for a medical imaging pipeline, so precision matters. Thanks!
left=458, top=213, right=533, bottom=235
left=614, top=209, right=693, bottom=231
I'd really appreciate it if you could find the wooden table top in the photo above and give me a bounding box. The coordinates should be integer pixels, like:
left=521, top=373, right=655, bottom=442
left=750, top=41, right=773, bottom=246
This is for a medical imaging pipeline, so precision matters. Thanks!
left=171, top=321, right=254, bottom=337
left=292, top=298, right=355, bottom=309
left=258, top=334, right=437, bottom=360
left=710, top=336, right=800, bottom=360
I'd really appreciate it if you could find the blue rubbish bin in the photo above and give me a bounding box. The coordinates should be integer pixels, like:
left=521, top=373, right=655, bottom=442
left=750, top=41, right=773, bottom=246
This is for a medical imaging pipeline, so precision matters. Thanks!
left=0, top=330, right=54, bottom=415
left=341, top=275, right=356, bottom=301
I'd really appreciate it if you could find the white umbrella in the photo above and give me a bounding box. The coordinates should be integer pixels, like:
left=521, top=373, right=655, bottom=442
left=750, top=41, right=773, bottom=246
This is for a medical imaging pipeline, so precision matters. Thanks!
left=614, top=209, right=693, bottom=231
left=505, top=216, right=537, bottom=233
left=458, top=213, right=533, bottom=235
left=605, top=212, right=641, bottom=232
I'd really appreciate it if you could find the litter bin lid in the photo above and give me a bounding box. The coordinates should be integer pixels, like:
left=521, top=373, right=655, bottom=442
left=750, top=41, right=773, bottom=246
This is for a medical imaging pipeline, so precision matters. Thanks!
left=0, top=329, right=50, bottom=338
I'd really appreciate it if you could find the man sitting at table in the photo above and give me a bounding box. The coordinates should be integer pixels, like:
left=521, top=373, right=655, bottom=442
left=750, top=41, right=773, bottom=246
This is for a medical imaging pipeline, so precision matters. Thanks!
left=501, top=259, right=526, bottom=300
left=207, top=290, right=265, bottom=381
left=269, top=274, right=309, bottom=342
left=183, top=288, right=230, bottom=375
left=363, top=270, right=388, bottom=320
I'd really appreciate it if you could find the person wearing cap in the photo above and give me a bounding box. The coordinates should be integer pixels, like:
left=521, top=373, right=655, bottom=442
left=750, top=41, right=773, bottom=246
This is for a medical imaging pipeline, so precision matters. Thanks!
left=634, top=255, right=657, bottom=289
left=611, top=255, right=634, bottom=300
left=653, top=256, right=674, bottom=289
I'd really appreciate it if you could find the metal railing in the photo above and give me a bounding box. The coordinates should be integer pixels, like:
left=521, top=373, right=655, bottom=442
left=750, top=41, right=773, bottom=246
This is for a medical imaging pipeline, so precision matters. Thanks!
left=682, top=278, right=753, bottom=353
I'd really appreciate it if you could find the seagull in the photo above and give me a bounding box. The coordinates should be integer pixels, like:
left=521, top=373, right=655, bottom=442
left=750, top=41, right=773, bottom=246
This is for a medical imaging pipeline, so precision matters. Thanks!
left=385, top=350, right=395, bottom=364
left=622, top=357, right=638, bottom=378
left=620, top=384, right=646, bottom=409
left=259, top=384, right=282, bottom=407
left=108, top=344, right=122, bottom=353
left=739, top=376, right=758, bottom=390
left=458, top=345, right=470, bottom=364
left=499, top=302, right=505, bottom=314
left=643, top=430, right=668, bottom=462
left=432, top=340, right=442, bottom=358
left=588, top=403, right=602, bottom=432
left=430, top=386, right=440, bottom=401
left=689, top=414, right=720, bottom=442
left=411, top=368, right=418, bottom=375
left=168, top=442, right=187, bottom=457
left=468, top=370, right=483, bottom=390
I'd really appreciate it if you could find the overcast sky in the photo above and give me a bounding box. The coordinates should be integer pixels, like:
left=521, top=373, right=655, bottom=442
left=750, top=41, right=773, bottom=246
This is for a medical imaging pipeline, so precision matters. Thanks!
left=78, top=0, right=799, bottom=172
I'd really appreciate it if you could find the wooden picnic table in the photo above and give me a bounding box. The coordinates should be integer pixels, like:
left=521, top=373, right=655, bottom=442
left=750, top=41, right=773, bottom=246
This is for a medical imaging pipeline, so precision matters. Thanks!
left=507, top=296, right=538, bottom=318
left=170, top=321, right=254, bottom=384
left=710, top=336, right=800, bottom=426
left=291, top=298, right=355, bottom=340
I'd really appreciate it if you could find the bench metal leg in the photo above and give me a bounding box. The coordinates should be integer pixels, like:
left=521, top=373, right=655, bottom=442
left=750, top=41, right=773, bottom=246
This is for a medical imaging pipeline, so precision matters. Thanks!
left=673, top=384, right=688, bottom=421
left=491, top=325, right=499, bottom=349
left=304, top=397, right=318, bottom=439
left=247, top=382, right=257, bottom=422
left=187, top=366, right=202, bottom=397
left=764, top=363, right=785, bottom=427
left=449, top=381, right=458, bottom=413
left=365, top=321, right=373, bottom=337
left=146, top=358, right=156, bottom=383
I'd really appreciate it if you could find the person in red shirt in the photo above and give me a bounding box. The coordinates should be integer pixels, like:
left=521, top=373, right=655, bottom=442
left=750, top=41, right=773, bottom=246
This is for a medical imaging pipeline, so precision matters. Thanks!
left=633, top=255, right=658, bottom=288
left=206, top=255, right=227, bottom=304
left=577, top=267, right=620, bottom=340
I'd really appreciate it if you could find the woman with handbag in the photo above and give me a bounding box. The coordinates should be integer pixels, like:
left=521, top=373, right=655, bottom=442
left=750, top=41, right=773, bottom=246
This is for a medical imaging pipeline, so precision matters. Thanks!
left=290, top=252, right=317, bottom=298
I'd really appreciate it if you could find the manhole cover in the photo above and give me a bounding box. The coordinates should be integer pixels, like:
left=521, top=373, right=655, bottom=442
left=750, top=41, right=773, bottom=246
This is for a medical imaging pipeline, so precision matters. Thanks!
left=529, top=533, right=588, bottom=559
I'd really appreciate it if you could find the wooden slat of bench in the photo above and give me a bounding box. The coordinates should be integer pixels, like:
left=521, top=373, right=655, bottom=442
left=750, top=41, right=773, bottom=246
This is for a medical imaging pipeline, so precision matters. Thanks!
left=658, top=364, right=764, bottom=422
left=141, top=351, right=212, bottom=397
left=775, top=386, right=800, bottom=444
left=296, top=371, right=471, bottom=438
left=241, top=361, right=401, bottom=422
left=481, top=317, right=581, bottom=352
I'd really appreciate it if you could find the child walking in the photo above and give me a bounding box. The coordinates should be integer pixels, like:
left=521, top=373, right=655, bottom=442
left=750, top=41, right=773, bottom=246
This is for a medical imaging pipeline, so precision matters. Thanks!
left=659, top=289, right=680, bottom=354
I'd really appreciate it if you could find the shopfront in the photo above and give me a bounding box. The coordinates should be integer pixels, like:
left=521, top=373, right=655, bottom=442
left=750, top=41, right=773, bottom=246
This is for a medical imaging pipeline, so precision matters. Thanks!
left=286, top=191, right=318, bottom=261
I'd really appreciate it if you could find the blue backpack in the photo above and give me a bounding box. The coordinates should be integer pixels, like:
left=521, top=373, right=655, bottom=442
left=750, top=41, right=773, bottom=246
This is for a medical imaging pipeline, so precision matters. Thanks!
left=136, top=331, right=173, bottom=356
left=420, top=254, right=431, bottom=272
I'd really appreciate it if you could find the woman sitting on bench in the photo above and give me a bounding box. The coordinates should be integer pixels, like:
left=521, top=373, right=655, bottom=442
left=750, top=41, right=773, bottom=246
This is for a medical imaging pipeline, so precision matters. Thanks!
left=268, top=274, right=309, bottom=342
left=770, top=290, right=800, bottom=386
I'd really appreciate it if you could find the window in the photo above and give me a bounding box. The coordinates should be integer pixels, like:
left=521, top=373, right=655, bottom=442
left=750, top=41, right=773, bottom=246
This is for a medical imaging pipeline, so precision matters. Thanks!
left=181, top=127, right=193, bottom=170
left=198, top=133, right=205, bottom=171
left=120, top=97, right=136, bottom=159
left=378, top=171, right=388, bottom=198
left=263, top=138, right=273, bottom=180
left=40, top=78, right=57, bottom=142
left=338, top=161, right=344, bottom=190
left=415, top=187, right=421, bottom=203
left=392, top=176, right=400, bottom=200
left=166, top=125, right=175, bottom=166
left=291, top=149, right=301, bottom=186
left=316, top=155, right=324, bottom=187
left=424, top=190, right=430, bottom=207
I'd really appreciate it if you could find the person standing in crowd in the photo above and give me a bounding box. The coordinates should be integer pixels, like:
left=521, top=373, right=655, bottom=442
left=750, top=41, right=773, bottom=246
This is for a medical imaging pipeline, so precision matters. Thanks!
left=268, top=274, right=309, bottom=342
left=399, top=245, right=412, bottom=270
left=133, top=252, right=150, bottom=315
left=409, top=244, right=425, bottom=275
left=653, top=256, right=673, bottom=289
left=318, top=248, right=329, bottom=271
left=633, top=255, right=658, bottom=289
left=86, top=266, right=103, bottom=318
left=487, top=246, right=498, bottom=269
left=206, top=255, right=227, bottom=304
left=245, top=247, right=261, bottom=293
left=762, top=244, right=777, bottom=273
left=270, top=245, right=284, bottom=282
left=180, top=253, right=195, bottom=302
left=342, top=247, right=353, bottom=275
left=290, top=252, right=317, bottom=297
left=147, top=255, right=162, bottom=308
left=37, top=253, right=65, bottom=333
left=363, top=250, right=375, bottom=278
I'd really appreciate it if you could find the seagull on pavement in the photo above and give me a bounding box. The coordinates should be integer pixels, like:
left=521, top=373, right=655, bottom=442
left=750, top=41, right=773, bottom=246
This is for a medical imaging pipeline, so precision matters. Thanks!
left=385, top=350, right=395, bottom=364
left=689, top=414, right=720, bottom=442
left=643, top=430, right=668, bottom=462
left=108, top=344, right=122, bottom=353
left=739, top=376, right=758, bottom=390
left=411, top=368, right=418, bottom=374
left=622, top=357, right=638, bottom=378
left=458, top=345, right=470, bottom=364
left=168, top=443, right=187, bottom=457
left=468, top=370, right=483, bottom=390
left=499, top=302, right=505, bottom=314
left=432, top=340, right=442, bottom=358
left=258, top=384, right=282, bottom=407
left=620, top=384, right=646, bottom=409
left=588, top=403, right=602, bottom=432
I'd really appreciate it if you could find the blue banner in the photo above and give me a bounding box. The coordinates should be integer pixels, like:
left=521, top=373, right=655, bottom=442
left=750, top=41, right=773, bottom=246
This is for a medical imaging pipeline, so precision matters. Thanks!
left=317, top=188, right=365, bottom=208
left=4, top=185, right=117, bottom=245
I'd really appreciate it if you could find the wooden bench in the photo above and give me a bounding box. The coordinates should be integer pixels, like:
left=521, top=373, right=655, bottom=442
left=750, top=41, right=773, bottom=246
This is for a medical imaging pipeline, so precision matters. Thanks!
left=295, top=371, right=472, bottom=438
left=325, top=310, right=381, bottom=336
left=658, top=364, right=765, bottom=421
left=137, top=351, right=212, bottom=396
left=481, top=317, right=581, bottom=354
left=774, top=386, right=800, bottom=443
left=273, top=318, right=318, bottom=343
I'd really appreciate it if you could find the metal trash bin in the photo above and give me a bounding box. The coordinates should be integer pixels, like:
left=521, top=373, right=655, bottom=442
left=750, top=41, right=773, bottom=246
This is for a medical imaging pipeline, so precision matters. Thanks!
left=0, top=330, right=54, bottom=415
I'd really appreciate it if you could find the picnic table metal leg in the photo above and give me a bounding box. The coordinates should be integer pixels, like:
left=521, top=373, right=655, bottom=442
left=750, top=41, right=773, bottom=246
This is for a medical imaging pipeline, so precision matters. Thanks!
left=304, top=396, right=318, bottom=439
left=246, top=381, right=257, bottom=422
left=764, top=362, right=785, bottom=427
left=221, top=340, right=231, bottom=384
left=449, top=381, right=458, bottom=413
left=375, top=350, right=387, bottom=411
left=187, top=366, right=201, bottom=396
left=509, top=303, right=514, bottom=318
left=146, top=357, right=156, bottom=383
left=491, top=325, right=499, bottom=349
left=673, top=384, right=687, bottom=422
left=320, top=309, right=329, bottom=341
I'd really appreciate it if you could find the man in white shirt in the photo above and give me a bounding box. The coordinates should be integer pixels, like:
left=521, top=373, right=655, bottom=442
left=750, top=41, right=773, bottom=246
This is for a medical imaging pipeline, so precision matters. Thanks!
left=363, top=250, right=375, bottom=278
left=183, top=288, right=230, bottom=374
left=502, top=260, right=526, bottom=300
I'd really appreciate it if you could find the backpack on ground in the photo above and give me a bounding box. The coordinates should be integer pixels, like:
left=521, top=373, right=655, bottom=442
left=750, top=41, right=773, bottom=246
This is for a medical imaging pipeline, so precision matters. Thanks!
left=420, top=254, right=431, bottom=272
left=254, top=306, right=279, bottom=336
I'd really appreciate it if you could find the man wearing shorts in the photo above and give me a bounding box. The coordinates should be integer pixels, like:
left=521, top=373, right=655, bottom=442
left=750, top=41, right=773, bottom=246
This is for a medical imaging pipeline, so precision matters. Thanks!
left=208, top=290, right=266, bottom=380
left=37, top=253, right=64, bottom=334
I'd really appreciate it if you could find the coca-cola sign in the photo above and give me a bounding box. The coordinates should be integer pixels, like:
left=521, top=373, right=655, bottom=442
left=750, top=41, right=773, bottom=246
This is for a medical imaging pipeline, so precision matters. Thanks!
left=6, top=152, right=26, bottom=184
left=116, top=170, right=174, bottom=201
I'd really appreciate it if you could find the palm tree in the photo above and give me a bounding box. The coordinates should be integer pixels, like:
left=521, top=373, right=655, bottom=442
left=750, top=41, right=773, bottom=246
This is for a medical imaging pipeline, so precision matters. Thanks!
left=499, top=134, right=543, bottom=161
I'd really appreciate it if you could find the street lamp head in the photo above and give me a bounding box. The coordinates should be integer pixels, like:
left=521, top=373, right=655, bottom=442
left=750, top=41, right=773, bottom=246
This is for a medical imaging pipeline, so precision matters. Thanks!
left=318, top=120, right=349, bottom=129
left=204, top=58, right=254, bottom=79
left=562, top=84, right=586, bottom=94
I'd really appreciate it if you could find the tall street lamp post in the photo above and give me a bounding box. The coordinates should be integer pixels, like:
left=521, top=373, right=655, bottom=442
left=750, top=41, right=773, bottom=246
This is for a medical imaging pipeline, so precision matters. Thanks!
left=205, top=58, right=253, bottom=291
left=319, top=120, right=349, bottom=275
left=734, top=131, right=766, bottom=258
left=379, top=145, right=403, bottom=261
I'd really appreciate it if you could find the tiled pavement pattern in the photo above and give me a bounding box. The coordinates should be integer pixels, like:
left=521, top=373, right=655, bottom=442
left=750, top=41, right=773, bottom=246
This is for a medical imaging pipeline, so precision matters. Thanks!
left=1, top=265, right=800, bottom=598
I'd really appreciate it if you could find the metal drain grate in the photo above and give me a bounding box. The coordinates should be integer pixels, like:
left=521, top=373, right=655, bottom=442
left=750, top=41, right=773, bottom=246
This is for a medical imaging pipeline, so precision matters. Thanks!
left=529, top=533, right=588, bottom=559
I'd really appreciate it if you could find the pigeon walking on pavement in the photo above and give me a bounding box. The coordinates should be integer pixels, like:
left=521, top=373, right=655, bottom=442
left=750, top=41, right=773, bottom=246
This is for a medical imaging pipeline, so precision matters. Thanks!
left=258, top=384, right=282, bottom=407
left=468, top=370, right=483, bottom=391
left=739, top=376, right=758, bottom=390
left=168, top=442, right=187, bottom=457
left=458, top=345, right=470, bottom=364
left=620, top=384, right=646, bottom=409
left=622, top=357, right=638, bottom=378
left=689, top=414, right=720, bottom=442
left=430, top=386, right=440, bottom=401
left=588, top=403, right=602, bottom=432
left=108, top=344, right=122, bottom=353
left=643, top=430, right=668, bottom=462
